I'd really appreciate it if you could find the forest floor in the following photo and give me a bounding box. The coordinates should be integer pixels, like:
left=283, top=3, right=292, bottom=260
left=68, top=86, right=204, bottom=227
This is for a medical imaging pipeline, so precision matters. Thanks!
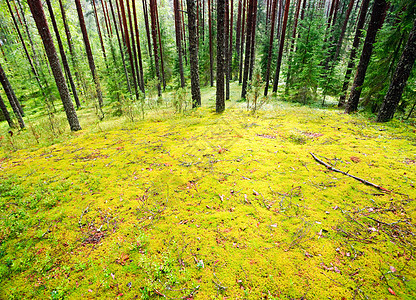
left=1, top=83, right=416, bottom=299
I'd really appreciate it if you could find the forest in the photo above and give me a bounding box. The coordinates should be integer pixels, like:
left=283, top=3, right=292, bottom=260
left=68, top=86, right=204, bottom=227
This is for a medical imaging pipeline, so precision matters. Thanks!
left=0, top=0, right=415, bottom=299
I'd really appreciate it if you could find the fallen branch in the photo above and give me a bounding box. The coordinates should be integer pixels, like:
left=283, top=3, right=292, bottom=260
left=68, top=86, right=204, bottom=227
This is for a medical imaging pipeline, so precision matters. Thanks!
left=310, top=153, right=391, bottom=193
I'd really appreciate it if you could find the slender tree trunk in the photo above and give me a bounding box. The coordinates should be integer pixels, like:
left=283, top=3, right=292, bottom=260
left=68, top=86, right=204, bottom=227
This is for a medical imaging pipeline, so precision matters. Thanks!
left=377, top=19, right=416, bottom=122
left=0, top=94, right=15, bottom=128
left=132, top=0, right=145, bottom=93
left=272, top=0, right=290, bottom=93
left=149, top=0, right=162, bottom=96
left=75, top=0, right=104, bottom=109
left=101, top=0, right=111, bottom=37
left=208, top=0, right=214, bottom=86
left=187, top=0, right=202, bottom=107
left=229, top=0, right=233, bottom=81
left=28, top=0, right=81, bottom=131
left=181, top=0, right=188, bottom=65
left=285, top=0, right=302, bottom=92
left=239, top=0, right=247, bottom=83
left=109, top=0, right=132, bottom=94
left=264, top=0, right=277, bottom=96
left=345, top=0, right=388, bottom=114
left=115, top=0, right=125, bottom=44
left=235, top=0, right=242, bottom=78
left=216, top=0, right=226, bottom=112
left=225, top=0, right=230, bottom=99
left=174, top=0, right=186, bottom=88
left=241, top=0, right=254, bottom=99
left=248, top=0, right=257, bottom=81
left=338, top=0, right=370, bottom=107
left=126, top=0, right=140, bottom=98
left=333, top=0, right=354, bottom=61
left=119, top=0, right=138, bottom=99
left=142, top=0, right=152, bottom=58
left=155, top=4, right=166, bottom=90
left=0, top=63, right=24, bottom=129
left=45, top=0, right=81, bottom=109
left=92, top=0, right=107, bottom=61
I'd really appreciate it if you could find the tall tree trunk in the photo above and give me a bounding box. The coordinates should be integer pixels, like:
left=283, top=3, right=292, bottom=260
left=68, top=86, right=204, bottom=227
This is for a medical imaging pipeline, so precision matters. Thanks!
left=377, top=19, right=416, bottom=122
left=174, top=0, right=186, bottom=88
left=264, top=0, right=277, bottom=96
left=28, top=0, right=81, bottom=131
left=142, top=0, right=153, bottom=58
left=155, top=4, right=166, bottom=90
left=109, top=0, right=132, bottom=94
left=225, top=0, right=230, bottom=100
left=119, top=0, right=138, bottom=99
left=75, top=0, right=104, bottom=110
left=181, top=0, right=188, bottom=65
left=101, top=0, right=111, bottom=37
left=345, top=0, right=388, bottom=114
left=187, top=0, right=201, bottom=107
left=216, top=0, right=226, bottom=112
left=239, top=0, right=247, bottom=83
left=0, top=63, right=24, bottom=129
left=285, top=0, right=302, bottom=92
left=241, top=0, right=254, bottom=99
left=229, top=0, right=233, bottom=81
left=248, top=0, right=257, bottom=81
left=92, top=0, right=107, bottom=61
left=132, top=0, right=145, bottom=93
left=333, top=0, right=354, bottom=61
left=0, top=94, right=15, bottom=128
left=126, top=0, right=140, bottom=98
left=149, top=0, right=162, bottom=96
left=272, top=0, right=290, bottom=93
left=235, top=0, right=242, bottom=78
left=208, top=0, right=214, bottom=86
left=45, top=0, right=81, bottom=109
left=338, top=0, right=370, bottom=107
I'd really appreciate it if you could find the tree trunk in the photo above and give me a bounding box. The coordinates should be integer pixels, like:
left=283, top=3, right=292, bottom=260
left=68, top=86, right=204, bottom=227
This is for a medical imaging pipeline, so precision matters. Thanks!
left=126, top=0, right=140, bottom=98
left=0, top=63, right=25, bottom=129
left=45, top=0, right=81, bottom=109
left=264, top=0, right=277, bottom=96
left=333, top=0, right=354, bottom=61
left=345, top=0, right=388, bottom=114
left=241, top=0, right=254, bottom=99
left=149, top=0, right=162, bottom=96
left=187, top=0, right=202, bottom=107
left=132, top=0, right=145, bottom=93
left=101, top=0, right=112, bottom=37
left=174, top=0, right=186, bottom=88
left=181, top=0, right=188, bottom=65
left=208, top=0, right=214, bottom=86
left=225, top=0, right=230, bottom=100
left=28, top=0, right=81, bottom=131
left=338, top=0, right=370, bottom=107
left=75, top=0, right=104, bottom=109
left=229, top=0, right=233, bottom=81
left=92, top=0, right=107, bottom=61
left=377, top=19, right=416, bottom=122
left=216, top=0, right=226, bottom=112
left=272, top=0, right=290, bottom=93
left=284, top=0, right=301, bottom=92
left=235, top=0, right=242, bottom=78
left=0, top=94, right=15, bottom=128
left=142, top=0, right=153, bottom=58
left=109, top=0, right=132, bottom=94
left=248, top=0, right=257, bottom=81
left=239, top=0, right=247, bottom=83
left=155, top=5, right=166, bottom=90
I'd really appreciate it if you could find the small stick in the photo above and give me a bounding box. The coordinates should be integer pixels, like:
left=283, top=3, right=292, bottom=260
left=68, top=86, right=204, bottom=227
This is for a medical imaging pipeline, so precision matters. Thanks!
left=310, top=153, right=391, bottom=193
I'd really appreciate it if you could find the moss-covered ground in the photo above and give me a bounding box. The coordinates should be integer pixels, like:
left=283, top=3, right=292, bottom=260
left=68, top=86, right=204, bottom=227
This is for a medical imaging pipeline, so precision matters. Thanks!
left=1, top=84, right=416, bottom=299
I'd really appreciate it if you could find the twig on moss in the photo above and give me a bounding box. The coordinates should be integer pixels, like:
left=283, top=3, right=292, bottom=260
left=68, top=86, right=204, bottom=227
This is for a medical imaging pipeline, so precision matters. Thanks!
left=79, top=204, right=90, bottom=228
left=310, top=153, right=391, bottom=193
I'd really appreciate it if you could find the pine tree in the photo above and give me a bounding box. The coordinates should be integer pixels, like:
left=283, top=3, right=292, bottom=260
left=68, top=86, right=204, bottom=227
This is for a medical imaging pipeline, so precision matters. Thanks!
left=216, top=0, right=226, bottom=112
left=0, top=94, right=14, bottom=128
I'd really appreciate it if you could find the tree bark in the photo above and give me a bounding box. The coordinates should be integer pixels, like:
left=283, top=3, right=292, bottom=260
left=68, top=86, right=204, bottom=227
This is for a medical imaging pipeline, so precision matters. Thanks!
left=225, top=0, right=230, bottom=99
left=174, top=0, right=186, bottom=88
left=272, top=0, right=290, bottom=93
left=155, top=5, right=166, bottom=90
left=338, top=0, right=370, bottom=107
left=0, top=63, right=25, bottom=129
left=264, top=0, right=277, bottom=96
left=126, top=0, right=140, bottom=98
left=208, top=0, right=214, bottom=86
left=149, top=0, right=162, bottom=96
left=333, top=0, right=355, bottom=61
left=45, top=0, right=81, bottom=109
left=28, top=0, right=81, bottom=131
left=132, top=0, right=145, bottom=93
left=216, top=0, right=226, bottom=112
left=235, top=0, right=242, bottom=78
left=248, top=0, right=257, bottom=81
left=345, top=0, right=388, bottom=114
left=228, top=0, right=233, bottom=81
left=0, top=94, right=15, bottom=128
left=377, top=19, right=416, bottom=122
left=238, top=0, right=247, bottom=83
left=241, top=0, right=254, bottom=99
left=142, top=0, right=153, bottom=58
left=101, top=0, right=112, bottom=37
left=92, top=0, right=107, bottom=61
left=75, top=0, right=104, bottom=109
left=187, top=0, right=202, bottom=107
left=109, top=0, right=132, bottom=94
